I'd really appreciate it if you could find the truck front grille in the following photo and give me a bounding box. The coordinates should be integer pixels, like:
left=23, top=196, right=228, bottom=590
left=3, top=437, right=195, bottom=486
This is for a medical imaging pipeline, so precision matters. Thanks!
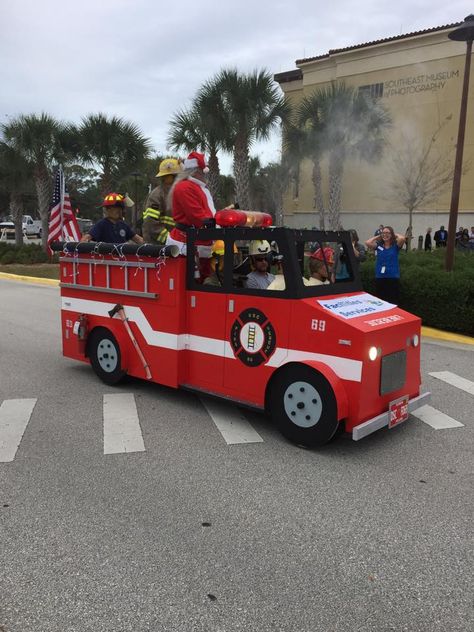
left=380, top=350, right=406, bottom=395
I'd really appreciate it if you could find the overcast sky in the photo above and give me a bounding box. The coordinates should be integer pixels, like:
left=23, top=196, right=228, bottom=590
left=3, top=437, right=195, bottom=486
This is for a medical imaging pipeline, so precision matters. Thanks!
left=1, top=0, right=472, bottom=174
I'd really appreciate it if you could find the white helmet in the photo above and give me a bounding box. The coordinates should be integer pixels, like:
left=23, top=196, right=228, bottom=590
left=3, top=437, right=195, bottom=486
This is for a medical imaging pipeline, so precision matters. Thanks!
left=249, top=240, right=271, bottom=256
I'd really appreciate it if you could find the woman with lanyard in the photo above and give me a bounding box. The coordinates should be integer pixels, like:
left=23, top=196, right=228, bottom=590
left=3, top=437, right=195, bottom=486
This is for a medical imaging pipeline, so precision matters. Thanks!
left=365, top=226, right=405, bottom=305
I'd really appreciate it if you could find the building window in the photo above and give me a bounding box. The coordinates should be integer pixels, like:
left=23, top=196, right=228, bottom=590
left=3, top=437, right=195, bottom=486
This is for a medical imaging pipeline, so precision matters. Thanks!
left=358, top=83, right=384, bottom=99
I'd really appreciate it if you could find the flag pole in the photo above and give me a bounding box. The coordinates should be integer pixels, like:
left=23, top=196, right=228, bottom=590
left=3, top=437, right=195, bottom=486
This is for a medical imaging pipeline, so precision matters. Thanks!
left=59, top=165, right=65, bottom=240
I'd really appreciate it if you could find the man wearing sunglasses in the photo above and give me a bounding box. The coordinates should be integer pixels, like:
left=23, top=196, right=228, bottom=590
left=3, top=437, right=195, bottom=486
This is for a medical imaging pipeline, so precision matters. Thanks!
left=244, top=240, right=275, bottom=290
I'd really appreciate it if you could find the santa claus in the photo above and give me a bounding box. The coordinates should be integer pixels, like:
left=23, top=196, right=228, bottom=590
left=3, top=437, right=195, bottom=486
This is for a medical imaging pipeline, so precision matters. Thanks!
left=166, top=151, right=218, bottom=280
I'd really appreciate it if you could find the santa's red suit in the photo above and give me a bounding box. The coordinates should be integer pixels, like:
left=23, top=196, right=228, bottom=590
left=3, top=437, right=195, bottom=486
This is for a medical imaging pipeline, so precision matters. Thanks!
left=166, top=173, right=217, bottom=280
left=167, top=176, right=216, bottom=252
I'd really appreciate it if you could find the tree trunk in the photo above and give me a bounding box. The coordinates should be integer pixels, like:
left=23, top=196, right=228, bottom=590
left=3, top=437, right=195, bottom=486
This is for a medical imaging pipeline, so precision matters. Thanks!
left=207, top=149, right=221, bottom=204
left=233, top=135, right=250, bottom=210
left=99, top=166, right=113, bottom=197
left=10, top=192, right=24, bottom=247
left=312, top=159, right=325, bottom=230
left=275, top=196, right=284, bottom=227
left=328, top=150, right=344, bottom=230
left=35, top=168, right=52, bottom=250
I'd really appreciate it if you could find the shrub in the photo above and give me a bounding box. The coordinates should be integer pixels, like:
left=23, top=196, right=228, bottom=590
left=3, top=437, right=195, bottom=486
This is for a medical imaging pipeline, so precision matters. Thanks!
left=0, top=243, right=49, bottom=264
left=360, top=249, right=474, bottom=335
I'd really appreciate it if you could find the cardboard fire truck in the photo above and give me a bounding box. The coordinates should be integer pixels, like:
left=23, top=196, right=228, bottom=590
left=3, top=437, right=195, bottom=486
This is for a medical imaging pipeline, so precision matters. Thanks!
left=52, top=210, right=430, bottom=447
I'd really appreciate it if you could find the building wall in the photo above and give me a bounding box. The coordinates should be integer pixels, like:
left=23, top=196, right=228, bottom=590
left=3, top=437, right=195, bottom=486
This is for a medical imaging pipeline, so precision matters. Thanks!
left=278, top=29, right=474, bottom=238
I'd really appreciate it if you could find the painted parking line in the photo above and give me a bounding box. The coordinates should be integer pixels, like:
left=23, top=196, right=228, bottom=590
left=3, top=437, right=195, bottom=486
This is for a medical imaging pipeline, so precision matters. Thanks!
left=411, top=404, right=464, bottom=430
left=428, top=371, right=474, bottom=396
left=103, top=393, right=145, bottom=455
left=201, top=398, right=264, bottom=445
left=0, top=399, right=37, bottom=462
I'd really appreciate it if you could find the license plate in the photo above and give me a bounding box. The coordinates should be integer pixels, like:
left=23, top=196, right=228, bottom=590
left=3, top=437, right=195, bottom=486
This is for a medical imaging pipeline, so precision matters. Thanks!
left=388, top=395, right=409, bottom=429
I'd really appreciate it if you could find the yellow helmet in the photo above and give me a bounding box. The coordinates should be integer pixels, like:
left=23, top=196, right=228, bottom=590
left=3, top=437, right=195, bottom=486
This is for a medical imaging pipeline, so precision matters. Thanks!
left=156, top=158, right=182, bottom=178
left=212, top=240, right=238, bottom=256
left=212, top=240, right=225, bottom=256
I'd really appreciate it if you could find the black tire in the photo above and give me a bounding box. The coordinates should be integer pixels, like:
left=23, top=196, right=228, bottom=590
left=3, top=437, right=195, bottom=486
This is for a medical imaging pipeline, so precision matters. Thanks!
left=88, top=328, right=126, bottom=385
left=269, top=365, right=339, bottom=447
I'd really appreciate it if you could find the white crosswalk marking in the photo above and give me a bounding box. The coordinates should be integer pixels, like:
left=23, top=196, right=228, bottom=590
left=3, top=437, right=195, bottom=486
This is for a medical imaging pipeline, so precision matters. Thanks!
left=411, top=404, right=464, bottom=430
left=103, top=393, right=145, bottom=455
left=0, top=399, right=37, bottom=462
left=201, top=398, right=264, bottom=445
left=429, top=371, right=474, bottom=396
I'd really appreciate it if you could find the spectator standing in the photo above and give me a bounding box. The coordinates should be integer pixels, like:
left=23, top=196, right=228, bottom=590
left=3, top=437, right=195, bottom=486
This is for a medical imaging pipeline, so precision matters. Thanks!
left=434, top=225, right=448, bottom=247
left=456, top=228, right=471, bottom=251
left=365, top=226, right=405, bottom=305
left=469, top=226, right=474, bottom=250
left=424, top=227, right=432, bottom=251
left=333, top=229, right=366, bottom=280
left=374, top=224, right=384, bottom=237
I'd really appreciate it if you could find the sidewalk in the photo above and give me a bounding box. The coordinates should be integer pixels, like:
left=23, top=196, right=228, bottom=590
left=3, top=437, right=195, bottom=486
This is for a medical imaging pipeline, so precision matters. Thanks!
left=1, top=270, right=473, bottom=346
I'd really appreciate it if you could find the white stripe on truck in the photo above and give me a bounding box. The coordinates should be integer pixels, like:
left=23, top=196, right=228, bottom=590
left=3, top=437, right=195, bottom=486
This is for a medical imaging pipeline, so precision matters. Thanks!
left=62, top=297, right=363, bottom=382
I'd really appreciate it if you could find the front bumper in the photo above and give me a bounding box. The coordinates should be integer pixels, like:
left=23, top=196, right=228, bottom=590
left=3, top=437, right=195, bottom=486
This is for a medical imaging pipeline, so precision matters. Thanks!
left=352, top=391, right=431, bottom=441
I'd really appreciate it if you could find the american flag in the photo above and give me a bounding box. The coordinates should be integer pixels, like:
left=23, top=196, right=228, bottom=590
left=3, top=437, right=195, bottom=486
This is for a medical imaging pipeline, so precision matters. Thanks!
left=47, top=166, right=81, bottom=248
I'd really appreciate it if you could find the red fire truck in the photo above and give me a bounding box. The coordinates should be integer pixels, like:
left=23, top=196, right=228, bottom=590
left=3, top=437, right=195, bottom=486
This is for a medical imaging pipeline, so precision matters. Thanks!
left=52, top=213, right=429, bottom=447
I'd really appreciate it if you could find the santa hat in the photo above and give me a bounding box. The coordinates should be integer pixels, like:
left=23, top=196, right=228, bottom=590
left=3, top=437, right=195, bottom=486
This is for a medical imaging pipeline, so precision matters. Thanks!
left=184, top=151, right=209, bottom=173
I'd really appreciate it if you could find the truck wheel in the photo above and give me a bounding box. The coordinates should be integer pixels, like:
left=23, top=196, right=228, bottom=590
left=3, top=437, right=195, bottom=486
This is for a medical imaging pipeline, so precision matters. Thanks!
left=88, top=328, right=126, bottom=385
left=269, top=366, right=339, bottom=447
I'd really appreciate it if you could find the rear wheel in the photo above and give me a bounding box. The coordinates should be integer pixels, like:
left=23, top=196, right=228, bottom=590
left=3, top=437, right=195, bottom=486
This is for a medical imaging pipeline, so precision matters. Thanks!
left=269, top=365, right=339, bottom=447
left=88, top=328, right=126, bottom=385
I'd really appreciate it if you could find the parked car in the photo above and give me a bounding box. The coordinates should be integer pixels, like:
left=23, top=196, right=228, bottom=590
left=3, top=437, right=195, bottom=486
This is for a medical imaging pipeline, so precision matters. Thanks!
left=76, top=217, right=93, bottom=235
left=0, top=220, right=16, bottom=241
left=22, top=215, right=42, bottom=238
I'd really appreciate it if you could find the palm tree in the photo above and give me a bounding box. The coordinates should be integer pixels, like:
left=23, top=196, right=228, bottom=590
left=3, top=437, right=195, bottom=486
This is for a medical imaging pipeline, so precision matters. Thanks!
left=215, top=68, right=289, bottom=209
left=288, top=82, right=391, bottom=230
left=77, top=114, right=152, bottom=196
left=1, top=113, right=74, bottom=247
left=285, top=111, right=326, bottom=229
left=317, top=82, right=391, bottom=229
left=168, top=81, right=229, bottom=202
left=0, top=142, right=31, bottom=246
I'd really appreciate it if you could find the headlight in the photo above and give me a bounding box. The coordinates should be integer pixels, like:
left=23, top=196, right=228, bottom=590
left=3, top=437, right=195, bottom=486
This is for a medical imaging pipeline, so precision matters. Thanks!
left=368, top=346, right=378, bottom=361
left=412, top=334, right=419, bottom=347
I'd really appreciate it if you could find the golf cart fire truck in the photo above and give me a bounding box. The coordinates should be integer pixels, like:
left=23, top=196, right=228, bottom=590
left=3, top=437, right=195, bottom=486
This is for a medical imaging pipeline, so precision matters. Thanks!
left=52, top=210, right=429, bottom=447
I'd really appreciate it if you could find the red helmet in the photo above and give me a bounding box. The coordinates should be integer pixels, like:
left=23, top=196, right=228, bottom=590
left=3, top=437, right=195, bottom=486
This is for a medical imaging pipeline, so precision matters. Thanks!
left=311, top=247, right=334, bottom=264
left=102, top=193, right=125, bottom=208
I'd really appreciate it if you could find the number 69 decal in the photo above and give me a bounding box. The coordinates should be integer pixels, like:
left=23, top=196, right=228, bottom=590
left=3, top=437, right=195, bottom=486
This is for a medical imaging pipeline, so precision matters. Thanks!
left=311, top=319, right=326, bottom=332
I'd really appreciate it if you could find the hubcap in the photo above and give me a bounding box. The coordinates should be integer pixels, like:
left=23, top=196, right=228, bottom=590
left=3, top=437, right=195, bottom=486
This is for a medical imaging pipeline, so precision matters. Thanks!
left=283, top=381, right=323, bottom=428
left=97, top=338, right=118, bottom=373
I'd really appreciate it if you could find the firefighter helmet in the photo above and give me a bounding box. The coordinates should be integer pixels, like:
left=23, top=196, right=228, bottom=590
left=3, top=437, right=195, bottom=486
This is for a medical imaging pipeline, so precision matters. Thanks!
left=249, top=240, right=271, bottom=256
left=102, top=193, right=125, bottom=208
left=156, top=158, right=182, bottom=178
left=211, top=240, right=238, bottom=256
left=311, top=247, right=334, bottom=264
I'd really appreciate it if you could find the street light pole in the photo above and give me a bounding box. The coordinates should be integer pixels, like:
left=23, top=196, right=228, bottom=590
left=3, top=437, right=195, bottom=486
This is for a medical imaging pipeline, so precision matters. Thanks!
left=445, top=15, right=474, bottom=272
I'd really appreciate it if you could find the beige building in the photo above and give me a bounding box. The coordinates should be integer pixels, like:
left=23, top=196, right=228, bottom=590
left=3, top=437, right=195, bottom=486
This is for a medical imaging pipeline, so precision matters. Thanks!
left=275, top=22, right=474, bottom=240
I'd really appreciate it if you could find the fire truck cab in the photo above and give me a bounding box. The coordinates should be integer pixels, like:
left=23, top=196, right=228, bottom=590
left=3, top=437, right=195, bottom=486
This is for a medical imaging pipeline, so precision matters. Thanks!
left=54, top=220, right=429, bottom=447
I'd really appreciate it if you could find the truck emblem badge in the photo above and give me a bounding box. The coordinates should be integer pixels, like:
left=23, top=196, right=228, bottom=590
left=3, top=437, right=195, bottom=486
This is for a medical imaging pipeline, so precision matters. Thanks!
left=230, top=308, right=276, bottom=367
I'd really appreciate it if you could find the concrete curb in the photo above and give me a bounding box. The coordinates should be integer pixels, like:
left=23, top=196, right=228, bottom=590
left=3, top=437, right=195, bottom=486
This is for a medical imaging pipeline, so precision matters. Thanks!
left=421, top=326, right=474, bottom=346
left=1, top=271, right=473, bottom=346
left=0, top=272, right=59, bottom=287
